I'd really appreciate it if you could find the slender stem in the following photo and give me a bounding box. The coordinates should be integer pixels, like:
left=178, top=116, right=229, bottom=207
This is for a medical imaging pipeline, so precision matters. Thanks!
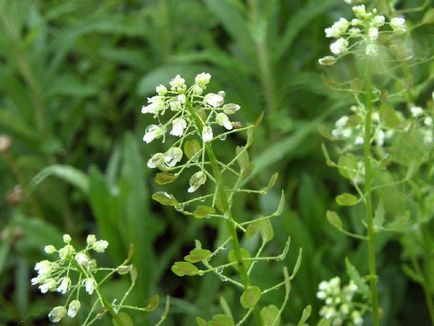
left=364, top=63, right=380, bottom=326
left=186, top=102, right=263, bottom=325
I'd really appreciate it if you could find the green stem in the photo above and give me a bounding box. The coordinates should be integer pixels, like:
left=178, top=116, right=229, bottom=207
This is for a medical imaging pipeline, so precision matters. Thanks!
left=364, top=63, right=380, bottom=326
left=186, top=102, right=263, bottom=325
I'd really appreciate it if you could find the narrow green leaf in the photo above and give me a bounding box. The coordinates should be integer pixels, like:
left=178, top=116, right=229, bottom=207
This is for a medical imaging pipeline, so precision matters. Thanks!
left=236, top=146, right=249, bottom=171
left=345, top=258, right=370, bottom=300
left=240, top=286, right=262, bottom=309
left=266, top=172, right=279, bottom=190
left=274, top=191, right=285, bottom=216
left=422, top=8, right=434, bottom=25
left=297, top=305, right=312, bottom=326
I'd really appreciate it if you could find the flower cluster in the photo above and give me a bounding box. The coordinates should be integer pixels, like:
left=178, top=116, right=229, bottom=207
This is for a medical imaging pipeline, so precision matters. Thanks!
left=331, top=106, right=395, bottom=148
left=141, top=73, right=241, bottom=193
left=319, top=5, right=407, bottom=64
left=31, top=234, right=123, bottom=323
left=317, top=277, right=366, bottom=326
left=409, top=105, right=433, bottom=146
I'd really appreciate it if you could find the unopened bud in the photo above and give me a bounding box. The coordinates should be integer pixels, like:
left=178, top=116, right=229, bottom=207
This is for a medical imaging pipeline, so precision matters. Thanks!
left=0, top=135, right=12, bottom=153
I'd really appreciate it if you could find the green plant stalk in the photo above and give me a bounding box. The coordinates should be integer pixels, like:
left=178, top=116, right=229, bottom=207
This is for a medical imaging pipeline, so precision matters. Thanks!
left=363, top=64, right=380, bottom=326
left=74, top=261, right=124, bottom=325
left=186, top=102, right=263, bottom=325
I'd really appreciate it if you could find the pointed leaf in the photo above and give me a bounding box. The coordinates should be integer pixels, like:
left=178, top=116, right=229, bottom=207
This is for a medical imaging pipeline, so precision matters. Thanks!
left=345, top=258, right=370, bottom=300
left=326, top=211, right=343, bottom=230
left=144, top=294, right=159, bottom=311
left=297, top=305, right=312, bottom=326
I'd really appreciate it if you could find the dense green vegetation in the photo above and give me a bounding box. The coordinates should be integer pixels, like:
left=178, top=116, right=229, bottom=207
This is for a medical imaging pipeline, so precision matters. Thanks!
left=0, top=0, right=432, bottom=325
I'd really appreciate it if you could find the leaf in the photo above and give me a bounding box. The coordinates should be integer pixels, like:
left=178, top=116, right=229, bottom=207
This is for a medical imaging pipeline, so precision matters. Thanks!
left=144, top=294, right=159, bottom=311
left=379, top=104, right=403, bottom=129
left=373, top=201, right=385, bottom=230
left=345, top=258, right=370, bottom=300
left=154, top=172, right=177, bottom=185
left=297, top=305, right=312, bottom=326
left=184, top=139, right=202, bottom=160
left=193, top=205, right=216, bottom=219
left=112, top=312, right=133, bottom=326
left=27, top=164, right=89, bottom=196
left=240, top=286, right=262, bottom=309
left=335, top=193, right=358, bottom=206
left=196, top=317, right=208, bottom=326
left=246, top=219, right=274, bottom=243
left=236, top=146, right=250, bottom=171
left=338, top=153, right=358, bottom=180
left=326, top=210, right=343, bottom=230
left=171, top=262, right=199, bottom=277
left=184, top=248, right=212, bottom=263
left=266, top=172, right=279, bottom=190
left=152, top=192, right=178, bottom=206
left=208, top=314, right=235, bottom=326
left=260, top=305, right=280, bottom=326
left=228, top=248, right=251, bottom=271
left=274, top=191, right=285, bottom=215
left=422, top=8, right=434, bottom=25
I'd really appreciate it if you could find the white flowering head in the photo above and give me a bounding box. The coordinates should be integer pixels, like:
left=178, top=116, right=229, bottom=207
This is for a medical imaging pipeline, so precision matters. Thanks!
left=317, top=277, right=366, bottom=325
left=320, top=6, right=408, bottom=65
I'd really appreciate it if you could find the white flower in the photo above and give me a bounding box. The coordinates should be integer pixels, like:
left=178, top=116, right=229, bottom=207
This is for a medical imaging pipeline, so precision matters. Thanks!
left=39, top=278, right=57, bottom=293
left=352, top=5, right=368, bottom=19
left=177, top=94, right=186, bottom=104
left=351, top=18, right=362, bottom=26
left=67, top=300, right=81, bottom=318
left=366, top=43, right=378, bottom=56
left=48, top=306, right=67, bottom=323
left=335, top=116, right=349, bottom=128
left=143, top=124, right=166, bottom=143
left=424, top=117, right=433, bottom=126
left=141, top=96, right=165, bottom=115
left=169, top=74, right=186, bottom=92
left=44, top=245, right=56, bottom=254
left=169, top=99, right=182, bottom=111
left=156, top=84, right=167, bottom=95
left=341, top=128, right=352, bottom=138
left=84, top=278, right=96, bottom=295
left=390, top=17, right=406, bottom=33
left=57, top=277, right=71, bottom=294
left=204, top=93, right=224, bottom=107
left=424, top=130, right=433, bottom=145
left=191, top=84, right=204, bottom=95
left=368, top=27, right=379, bottom=40
left=63, top=234, right=71, bottom=243
left=164, top=147, right=183, bottom=167
left=216, top=113, right=233, bottom=130
left=202, top=126, right=213, bottom=142
left=147, top=153, right=165, bottom=169
left=330, top=38, right=349, bottom=55
left=35, top=260, right=53, bottom=276
left=372, top=15, right=385, bottom=27
left=223, top=103, right=241, bottom=114
left=376, top=129, right=385, bottom=146
left=318, top=56, right=337, bottom=66
left=75, top=252, right=89, bottom=266
left=170, top=117, right=187, bottom=137
left=352, top=311, right=364, bottom=325
left=92, top=240, right=109, bottom=253
left=195, top=72, right=211, bottom=86
left=355, top=136, right=364, bottom=145
left=58, top=244, right=75, bottom=260
left=325, top=18, right=350, bottom=38
left=188, top=171, right=207, bottom=193
left=410, top=106, right=423, bottom=117
left=86, top=234, right=96, bottom=246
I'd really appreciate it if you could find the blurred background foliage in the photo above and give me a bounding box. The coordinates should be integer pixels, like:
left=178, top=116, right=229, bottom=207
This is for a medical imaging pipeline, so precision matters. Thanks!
left=0, top=0, right=432, bottom=324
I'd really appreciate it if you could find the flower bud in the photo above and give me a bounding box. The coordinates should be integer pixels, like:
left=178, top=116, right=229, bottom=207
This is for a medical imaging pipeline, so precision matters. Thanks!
left=202, top=126, right=213, bottom=142
left=48, top=306, right=67, bottom=323
left=92, top=240, right=109, bottom=253
left=67, top=300, right=81, bottom=318
left=63, top=234, right=71, bottom=243
left=86, top=234, right=96, bottom=246
left=75, top=252, right=90, bottom=266
left=188, top=171, right=207, bottom=193
left=0, top=135, right=12, bottom=154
